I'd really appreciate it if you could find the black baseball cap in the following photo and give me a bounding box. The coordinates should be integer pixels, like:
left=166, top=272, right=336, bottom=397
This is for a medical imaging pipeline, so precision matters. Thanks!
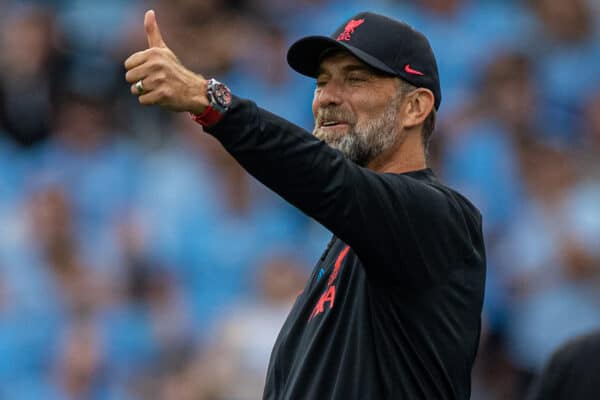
left=287, top=11, right=442, bottom=110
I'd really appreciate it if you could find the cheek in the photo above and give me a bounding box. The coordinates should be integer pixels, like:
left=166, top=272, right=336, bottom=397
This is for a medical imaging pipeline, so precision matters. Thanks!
left=355, top=101, right=382, bottom=124
left=353, top=108, right=387, bottom=132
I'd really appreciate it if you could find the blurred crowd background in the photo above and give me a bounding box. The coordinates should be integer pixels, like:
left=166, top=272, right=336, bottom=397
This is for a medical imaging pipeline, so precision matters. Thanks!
left=1, top=0, right=600, bottom=399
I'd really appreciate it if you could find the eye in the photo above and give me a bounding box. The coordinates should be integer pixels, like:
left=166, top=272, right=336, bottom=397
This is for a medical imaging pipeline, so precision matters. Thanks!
left=316, top=79, right=327, bottom=88
left=347, top=73, right=368, bottom=83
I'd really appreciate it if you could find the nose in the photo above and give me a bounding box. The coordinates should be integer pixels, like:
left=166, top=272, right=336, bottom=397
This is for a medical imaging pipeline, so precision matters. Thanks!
left=314, top=80, right=343, bottom=107
left=312, top=80, right=343, bottom=117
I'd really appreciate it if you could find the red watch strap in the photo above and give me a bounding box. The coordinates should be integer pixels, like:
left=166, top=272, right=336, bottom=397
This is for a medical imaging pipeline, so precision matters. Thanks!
left=190, top=105, right=223, bottom=128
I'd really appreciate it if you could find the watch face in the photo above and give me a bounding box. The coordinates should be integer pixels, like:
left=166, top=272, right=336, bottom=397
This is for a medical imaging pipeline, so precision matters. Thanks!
left=212, top=81, right=232, bottom=108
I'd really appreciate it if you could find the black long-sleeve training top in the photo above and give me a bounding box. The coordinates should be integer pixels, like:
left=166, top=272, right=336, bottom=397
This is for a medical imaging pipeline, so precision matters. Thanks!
left=205, top=96, right=486, bottom=400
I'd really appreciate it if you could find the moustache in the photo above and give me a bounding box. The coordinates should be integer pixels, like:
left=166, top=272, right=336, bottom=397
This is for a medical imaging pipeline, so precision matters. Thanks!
left=315, top=107, right=357, bottom=126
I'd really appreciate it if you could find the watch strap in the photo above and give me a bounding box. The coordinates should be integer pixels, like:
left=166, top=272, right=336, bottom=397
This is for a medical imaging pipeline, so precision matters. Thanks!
left=190, top=105, right=223, bottom=128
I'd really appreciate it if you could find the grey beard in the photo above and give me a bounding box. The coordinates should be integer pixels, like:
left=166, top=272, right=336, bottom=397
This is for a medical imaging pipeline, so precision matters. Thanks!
left=313, top=99, right=399, bottom=167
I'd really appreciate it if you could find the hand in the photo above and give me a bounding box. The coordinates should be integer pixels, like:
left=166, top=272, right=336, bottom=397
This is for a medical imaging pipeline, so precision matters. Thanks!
left=124, top=10, right=209, bottom=114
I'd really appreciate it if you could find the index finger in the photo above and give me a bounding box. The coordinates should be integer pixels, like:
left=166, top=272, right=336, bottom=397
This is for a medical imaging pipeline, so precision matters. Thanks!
left=124, top=49, right=151, bottom=70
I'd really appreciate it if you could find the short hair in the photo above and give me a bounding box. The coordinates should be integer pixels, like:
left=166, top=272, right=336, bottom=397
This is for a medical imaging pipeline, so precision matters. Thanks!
left=396, top=80, right=436, bottom=155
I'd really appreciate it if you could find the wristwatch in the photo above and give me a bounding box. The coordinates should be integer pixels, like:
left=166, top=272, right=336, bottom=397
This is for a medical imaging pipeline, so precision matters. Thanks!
left=190, top=78, right=232, bottom=128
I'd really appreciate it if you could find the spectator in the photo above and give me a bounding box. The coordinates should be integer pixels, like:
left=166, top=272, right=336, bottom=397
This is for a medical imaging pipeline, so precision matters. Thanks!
left=29, top=185, right=105, bottom=314
left=163, top=252, right=307, bottom=400
left=0, top=5, right=67, bottom=147
left=526, top=0, right=600, bottom=141
left=40, top=90, right=142, bottom=278
left=225, top=23, right=315, bottom=129
left=575, top=89, right=600, bottom=179
left=442, top=52, right=535, bottom=240
left=52, top=316, right=109, bottom=399
left=497, top=141, right=600, bottom=377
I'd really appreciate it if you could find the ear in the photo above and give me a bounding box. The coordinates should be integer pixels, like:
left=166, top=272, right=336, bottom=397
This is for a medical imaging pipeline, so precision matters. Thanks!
left=401, top=88, right=435, bottom=130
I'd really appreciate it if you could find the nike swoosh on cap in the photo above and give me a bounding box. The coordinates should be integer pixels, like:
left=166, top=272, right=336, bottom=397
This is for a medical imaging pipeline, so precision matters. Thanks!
left=404, top=64, right=424, bottom=76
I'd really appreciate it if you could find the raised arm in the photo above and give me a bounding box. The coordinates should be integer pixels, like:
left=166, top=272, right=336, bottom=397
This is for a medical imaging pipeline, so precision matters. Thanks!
left=124, top=10, right=481, bottom=287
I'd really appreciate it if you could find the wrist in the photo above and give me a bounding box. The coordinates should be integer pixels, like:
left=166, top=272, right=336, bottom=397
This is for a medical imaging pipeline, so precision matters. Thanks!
left=189, top=78, right=232, bottom=128
left=189, top=78, right=209, bottom=115
left=187, top=80, right=209, bottom=115
left=189, top=98, right=208, bottom=116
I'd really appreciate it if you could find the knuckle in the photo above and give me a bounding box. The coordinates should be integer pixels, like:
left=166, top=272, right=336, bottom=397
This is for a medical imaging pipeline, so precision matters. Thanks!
left=149, top=59, right=164, bottom=72
left=152, top=72, right=165, bottom=85
left=158, top=88, right=169, bottom=98
left=153, top=88, right=163, bottom=99
left=152, top=48, right=169, bottom=61
left=154, top=73, right=166, bottom=84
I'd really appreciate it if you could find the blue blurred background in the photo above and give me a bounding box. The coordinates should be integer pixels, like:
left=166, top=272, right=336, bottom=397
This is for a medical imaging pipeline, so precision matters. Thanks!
left=1, top=0, right=600, bottom=398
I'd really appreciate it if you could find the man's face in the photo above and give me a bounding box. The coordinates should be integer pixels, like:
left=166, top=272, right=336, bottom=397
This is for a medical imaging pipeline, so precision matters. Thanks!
left=312, top=51, right=402, bottom=167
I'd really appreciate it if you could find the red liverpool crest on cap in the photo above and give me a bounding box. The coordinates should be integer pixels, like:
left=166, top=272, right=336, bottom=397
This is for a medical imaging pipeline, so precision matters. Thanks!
left=337, top=18, right=365, bottom=41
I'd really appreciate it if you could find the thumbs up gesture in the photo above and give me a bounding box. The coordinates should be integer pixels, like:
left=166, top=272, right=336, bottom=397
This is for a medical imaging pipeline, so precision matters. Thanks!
left=125, top=10, right=208, bottom=114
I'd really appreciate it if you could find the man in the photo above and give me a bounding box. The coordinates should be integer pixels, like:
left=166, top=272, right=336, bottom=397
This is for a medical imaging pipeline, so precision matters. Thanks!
left=125, top=10, right=486, bottom=399
left=528, top=330, right=600, bottom=400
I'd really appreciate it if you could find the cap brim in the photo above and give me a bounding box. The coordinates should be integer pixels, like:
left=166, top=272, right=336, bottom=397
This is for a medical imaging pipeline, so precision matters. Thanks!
left=287, top=36, right=397, bottom=78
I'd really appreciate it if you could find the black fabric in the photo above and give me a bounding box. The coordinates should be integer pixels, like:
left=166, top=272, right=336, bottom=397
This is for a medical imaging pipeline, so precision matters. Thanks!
left=287, top=11, right=442, bottom=109
left=206, top=96, right=486, bottom=399
left=528, top=330, right=600, bottom=400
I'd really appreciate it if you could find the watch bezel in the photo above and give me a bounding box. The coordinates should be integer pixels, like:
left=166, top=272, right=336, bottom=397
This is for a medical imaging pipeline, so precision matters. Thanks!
left=207, top=78, right=232, bottom=113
